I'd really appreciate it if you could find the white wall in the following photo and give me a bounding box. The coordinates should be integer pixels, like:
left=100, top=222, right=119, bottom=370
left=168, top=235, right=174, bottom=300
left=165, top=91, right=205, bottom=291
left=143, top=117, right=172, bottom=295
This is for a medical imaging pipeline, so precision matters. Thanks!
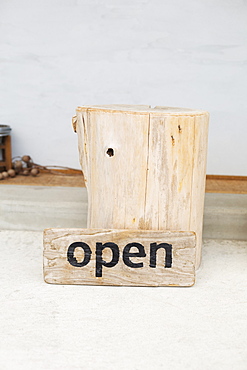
left=1, top=0, right=246, bottom=175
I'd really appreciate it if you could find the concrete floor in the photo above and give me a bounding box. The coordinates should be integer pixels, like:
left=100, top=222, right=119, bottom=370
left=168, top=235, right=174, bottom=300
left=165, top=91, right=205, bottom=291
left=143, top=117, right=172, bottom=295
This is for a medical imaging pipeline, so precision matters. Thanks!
left=0, top=230, right=246, bottom=370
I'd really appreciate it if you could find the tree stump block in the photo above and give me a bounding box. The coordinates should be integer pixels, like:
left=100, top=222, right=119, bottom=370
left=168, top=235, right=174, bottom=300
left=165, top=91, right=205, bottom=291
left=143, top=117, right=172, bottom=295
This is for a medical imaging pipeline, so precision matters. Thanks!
left=73, top=105, right=209, bottom=269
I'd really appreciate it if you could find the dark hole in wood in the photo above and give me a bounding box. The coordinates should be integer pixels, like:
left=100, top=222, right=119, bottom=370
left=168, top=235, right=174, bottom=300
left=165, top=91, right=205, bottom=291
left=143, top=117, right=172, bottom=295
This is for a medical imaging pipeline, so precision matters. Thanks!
left=106, top=148, right=114, bottom=157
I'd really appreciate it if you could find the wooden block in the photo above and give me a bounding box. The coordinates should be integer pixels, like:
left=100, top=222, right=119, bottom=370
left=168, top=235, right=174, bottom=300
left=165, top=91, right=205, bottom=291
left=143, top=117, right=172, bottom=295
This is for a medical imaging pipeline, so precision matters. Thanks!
left=74, top=105, right=209, bottom=269
left=44, top=229, right=196, bottom=287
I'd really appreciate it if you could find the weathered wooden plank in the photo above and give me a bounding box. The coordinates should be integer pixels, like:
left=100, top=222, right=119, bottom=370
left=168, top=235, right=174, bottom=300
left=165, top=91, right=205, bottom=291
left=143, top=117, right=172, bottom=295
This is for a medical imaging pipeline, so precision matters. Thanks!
left=44, top=229, right=196, bottom=287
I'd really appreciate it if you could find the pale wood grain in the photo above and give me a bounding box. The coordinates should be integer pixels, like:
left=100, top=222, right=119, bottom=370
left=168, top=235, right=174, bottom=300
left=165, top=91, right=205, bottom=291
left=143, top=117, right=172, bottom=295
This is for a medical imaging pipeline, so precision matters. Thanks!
left=74, top=105, right=209, bottom=269
left=190, top=114, right=209, bottom=267
left=77, top=105, right=207, bottom=115
left=44, top=228, right=196, bottom=286
left=76, top=108, right=150, bottom=229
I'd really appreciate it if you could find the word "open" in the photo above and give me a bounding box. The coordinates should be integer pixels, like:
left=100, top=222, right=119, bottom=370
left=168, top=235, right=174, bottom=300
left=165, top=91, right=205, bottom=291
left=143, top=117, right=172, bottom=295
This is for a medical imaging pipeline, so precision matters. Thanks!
left=67, top=242, right=172, bottom=277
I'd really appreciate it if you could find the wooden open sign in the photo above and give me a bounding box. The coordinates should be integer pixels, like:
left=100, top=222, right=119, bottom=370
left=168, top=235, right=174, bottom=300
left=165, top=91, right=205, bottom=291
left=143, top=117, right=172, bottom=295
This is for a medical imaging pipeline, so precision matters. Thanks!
left=44, top=229, right=196, bottom=287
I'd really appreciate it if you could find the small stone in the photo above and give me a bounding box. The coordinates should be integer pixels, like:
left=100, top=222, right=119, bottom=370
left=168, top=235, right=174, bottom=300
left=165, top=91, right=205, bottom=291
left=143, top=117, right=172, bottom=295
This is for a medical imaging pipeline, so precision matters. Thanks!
left=2, top=171, right=9, bottom=178
left=8, top=169, right=16, bottom=178
left=22, top=169, right=29, bottom=176
left=22, top=155, right=31, bottom=163
left=31, top=168, right=39, bottom=176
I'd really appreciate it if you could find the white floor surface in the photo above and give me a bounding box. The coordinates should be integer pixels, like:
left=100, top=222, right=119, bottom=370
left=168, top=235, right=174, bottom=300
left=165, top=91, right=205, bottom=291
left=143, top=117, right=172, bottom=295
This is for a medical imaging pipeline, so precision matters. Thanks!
left=0, top=230, right=246, bottom=370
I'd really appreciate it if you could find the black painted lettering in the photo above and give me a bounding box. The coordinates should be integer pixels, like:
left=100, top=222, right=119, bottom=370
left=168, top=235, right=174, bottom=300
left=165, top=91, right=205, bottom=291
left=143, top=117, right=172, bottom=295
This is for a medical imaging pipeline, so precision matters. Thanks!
left=67, top=242, right=92, bottom=267
left=123, top=242, right=146, bottom=268
left=95, top=242, right=119, bottom=277
left=149, top=243, right=172, bottom=268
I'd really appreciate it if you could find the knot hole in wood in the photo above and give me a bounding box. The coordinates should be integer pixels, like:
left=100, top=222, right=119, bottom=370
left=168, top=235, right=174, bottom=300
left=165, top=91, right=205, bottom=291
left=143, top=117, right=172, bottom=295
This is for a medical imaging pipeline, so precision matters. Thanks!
left=106, top=148, right=114, bottom=157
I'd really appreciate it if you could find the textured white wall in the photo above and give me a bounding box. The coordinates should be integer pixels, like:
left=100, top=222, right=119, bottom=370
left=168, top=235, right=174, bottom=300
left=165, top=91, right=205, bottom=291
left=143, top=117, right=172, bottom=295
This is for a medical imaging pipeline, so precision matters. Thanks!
left=0, top=0, right=246, bottom=175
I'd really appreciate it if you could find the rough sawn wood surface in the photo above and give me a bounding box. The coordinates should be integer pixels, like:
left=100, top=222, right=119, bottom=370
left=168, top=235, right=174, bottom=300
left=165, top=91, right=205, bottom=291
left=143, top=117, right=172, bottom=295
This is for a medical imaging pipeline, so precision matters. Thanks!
left=73, top=105, right=209, bottom=269
left=44, top=228, right=196, bottom=287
